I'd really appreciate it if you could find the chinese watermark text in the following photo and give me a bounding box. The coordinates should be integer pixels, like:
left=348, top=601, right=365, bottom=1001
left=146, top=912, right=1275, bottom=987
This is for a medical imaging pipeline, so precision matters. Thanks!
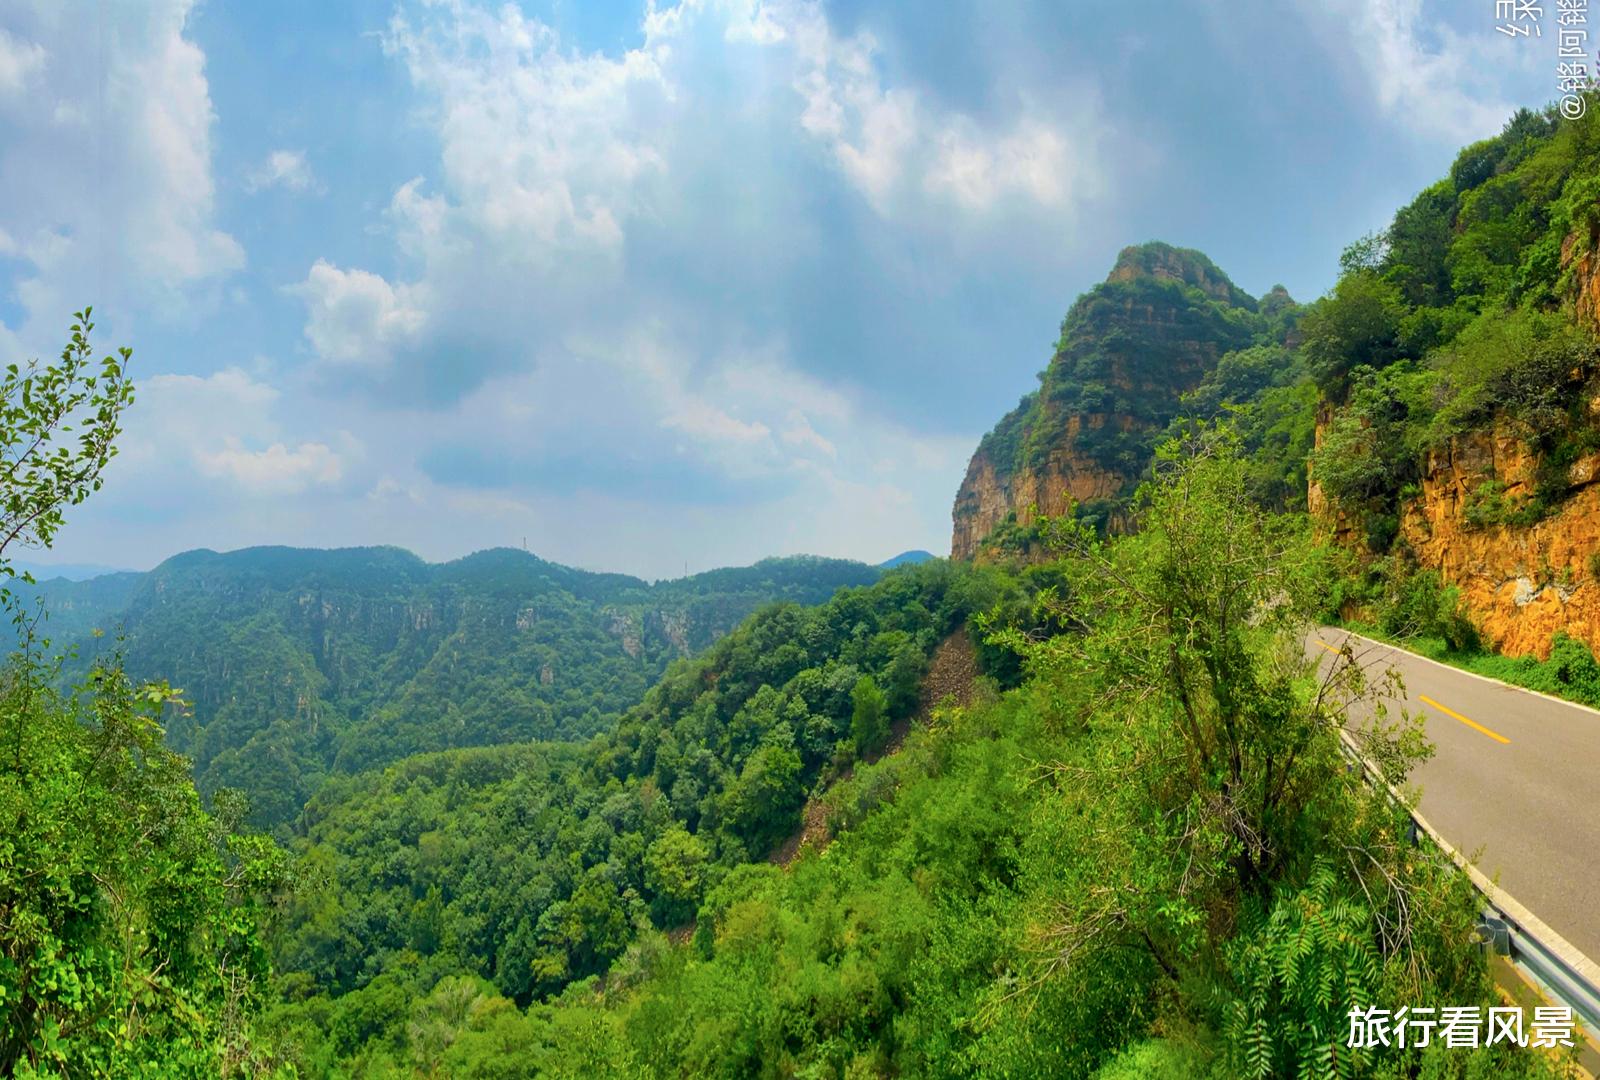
left=1347, top=1005, right=1576, bottom=1050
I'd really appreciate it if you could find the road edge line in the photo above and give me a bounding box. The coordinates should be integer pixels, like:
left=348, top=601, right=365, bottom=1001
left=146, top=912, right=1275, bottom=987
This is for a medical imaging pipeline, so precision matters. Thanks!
left=1334, top=731, right=1600, bottom=1028
left=1332, top=628, right=1600, bottom=724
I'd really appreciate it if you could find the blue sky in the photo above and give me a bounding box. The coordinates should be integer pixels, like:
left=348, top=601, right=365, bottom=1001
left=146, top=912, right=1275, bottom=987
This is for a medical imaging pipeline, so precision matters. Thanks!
left=0, top=0, right=1558, bottom=578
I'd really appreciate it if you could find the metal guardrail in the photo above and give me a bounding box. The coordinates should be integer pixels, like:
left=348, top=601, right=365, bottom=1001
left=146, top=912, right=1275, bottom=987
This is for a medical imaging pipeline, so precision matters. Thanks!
left=1334, top=721, right=1600, bottom=1038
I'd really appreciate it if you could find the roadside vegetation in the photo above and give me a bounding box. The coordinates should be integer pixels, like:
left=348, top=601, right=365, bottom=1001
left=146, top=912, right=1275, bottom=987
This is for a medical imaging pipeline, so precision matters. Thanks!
left=1336, top=574, right=1600, bottom=712
left=256, top=437, right=1577, bottom=1078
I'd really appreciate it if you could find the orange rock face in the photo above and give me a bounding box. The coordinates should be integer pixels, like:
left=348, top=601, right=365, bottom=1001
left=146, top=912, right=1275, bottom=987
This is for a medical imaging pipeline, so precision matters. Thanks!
left=1565, top=228, right=1600, bottom=333
left=1362, top=232, right=1600, bottom=660
left=950, top=414, right=1132, bottom=560
left=1399, top=423, right=1600, bottom=660
left=950, top=242, right=1262, bottom=560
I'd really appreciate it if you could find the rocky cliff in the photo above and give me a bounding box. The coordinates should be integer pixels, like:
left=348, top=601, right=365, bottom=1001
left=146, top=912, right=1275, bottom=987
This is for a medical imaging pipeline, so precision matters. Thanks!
left=1319, top=233, right=1600, bottom=660
left=1306, top=401, right=1365, bottom=551
left=1394, top=415, right=1600, bottom=659
left=952, top=242, right=1265, bottom=559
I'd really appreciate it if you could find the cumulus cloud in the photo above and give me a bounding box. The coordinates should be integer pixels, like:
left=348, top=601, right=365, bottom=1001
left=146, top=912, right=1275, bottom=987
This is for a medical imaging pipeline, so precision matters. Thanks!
left=375, top=0, right=1091, bottom=256
left=0, top=1, right=241, bottom=352
left=293, top=260, right=427, bottom=368
left=199, top=439, right=344, bottom=495
left=290, top=0, right=1112, bottom=430
left=111, top=369, right=352, bottom=498
left=1292, top=0, right=1527, bottom=144
left=381, top=2, right=671, bottom=256
left=245, top=148, right=319, bottom=194
left=752, top=0, right=1099, bottom=214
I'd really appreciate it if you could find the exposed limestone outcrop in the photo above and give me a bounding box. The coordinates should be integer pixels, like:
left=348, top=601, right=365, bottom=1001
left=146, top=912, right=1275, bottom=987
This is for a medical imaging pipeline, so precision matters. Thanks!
left=1399, top=419, right=1600, bottom=659
left=1314, top=233, right=1600, bottom=660
left=952, top=242, right=1264, bottom=559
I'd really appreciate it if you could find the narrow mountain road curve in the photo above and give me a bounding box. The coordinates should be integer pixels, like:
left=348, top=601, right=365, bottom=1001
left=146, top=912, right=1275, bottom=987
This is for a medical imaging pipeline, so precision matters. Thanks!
left=1308, top=627, right=1600, bottom=964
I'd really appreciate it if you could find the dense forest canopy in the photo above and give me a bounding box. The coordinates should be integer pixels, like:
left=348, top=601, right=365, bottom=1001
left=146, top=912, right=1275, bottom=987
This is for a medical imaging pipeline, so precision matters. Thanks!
left=21, top=546, right=883, bottom=832
left=265, top=561, right=1016, bottom=1016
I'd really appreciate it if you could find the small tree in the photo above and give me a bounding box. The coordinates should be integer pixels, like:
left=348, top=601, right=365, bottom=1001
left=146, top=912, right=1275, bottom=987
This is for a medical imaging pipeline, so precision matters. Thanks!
left=0, top=314, right=289, bottom=1076
left=0, top=309, right=133, bottom=582
left=850, top=674, right=888, bottom=757
left=644, top=825, right=710, bottom=926
left=1299, top=272, right=1407, bottom=399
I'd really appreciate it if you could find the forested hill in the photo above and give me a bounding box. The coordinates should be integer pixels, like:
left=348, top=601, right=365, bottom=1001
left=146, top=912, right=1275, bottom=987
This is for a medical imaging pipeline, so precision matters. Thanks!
left=267, top=560, right=1015, bottom=1044
left=23, top=545, right=882, bottom=830
left=951, top=242, right=1306, bottom=554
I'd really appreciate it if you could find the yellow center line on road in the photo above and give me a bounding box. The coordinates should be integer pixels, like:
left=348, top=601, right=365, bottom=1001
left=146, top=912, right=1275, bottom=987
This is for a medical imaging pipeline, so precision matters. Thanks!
left=1314, top=640, right=1510, bottom=745
left=1417, top=694, right=1511, bottom=745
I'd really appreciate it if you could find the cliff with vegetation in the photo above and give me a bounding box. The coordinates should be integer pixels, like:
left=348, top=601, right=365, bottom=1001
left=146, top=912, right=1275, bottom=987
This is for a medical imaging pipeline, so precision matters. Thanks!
left=1387, top=235, right=1600, bottom=659
left=952, top=242, right=1302, bottom=558
left=952, top=105, right=1600, bottom=666
left=1394, top=419, right=1600, bottom=657
left=1302, top=106, right=1600, bottom=662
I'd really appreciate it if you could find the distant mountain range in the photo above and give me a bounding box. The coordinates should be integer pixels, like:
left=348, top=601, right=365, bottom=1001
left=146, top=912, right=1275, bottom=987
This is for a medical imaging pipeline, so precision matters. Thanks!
left=22, top=545, right=892, bottom=830
left=879, top=549, right=936, bottom=568
left=11, top=559, right=136, bottom=581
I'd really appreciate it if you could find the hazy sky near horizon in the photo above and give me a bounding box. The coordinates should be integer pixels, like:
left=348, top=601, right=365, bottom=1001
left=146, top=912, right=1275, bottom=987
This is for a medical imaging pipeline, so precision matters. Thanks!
left=0, top=0, right=1559, bottom=578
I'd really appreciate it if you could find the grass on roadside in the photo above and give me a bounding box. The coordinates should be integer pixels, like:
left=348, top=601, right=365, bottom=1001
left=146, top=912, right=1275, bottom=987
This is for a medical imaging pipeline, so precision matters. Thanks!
left=1342, top=621, right=1600, bottom=711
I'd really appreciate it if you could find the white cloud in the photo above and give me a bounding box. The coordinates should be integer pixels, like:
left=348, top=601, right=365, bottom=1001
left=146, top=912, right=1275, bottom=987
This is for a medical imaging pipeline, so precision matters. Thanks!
left=742, top=0, right=1102, bottom=215
left=780, top=411, right=836, bottom=458
left=294, top=260, right=426, bottom=368
left=368, top=475, right=424, bottom=504
left=0, top=28, right=45, bottom=95
left=925, top=119, right=1074, bottom=211
left=661, top=400, right=772, bottom=444
left=371, top=0, right=1104, bottom=259
left=113, top=369, right=351, bottom=497
left=145, top=368, right=279, bottom=421
left=291, top=0, right=1112, bottom=387
left=1293, top=0, right=1524, bottom=144
left=381, top=2, right=671, bottom=256
left=199, top=439, right=344, bottom=495
left=246, top=148, right=319, bottom=194
left=0, top=1, right=241, bottom=351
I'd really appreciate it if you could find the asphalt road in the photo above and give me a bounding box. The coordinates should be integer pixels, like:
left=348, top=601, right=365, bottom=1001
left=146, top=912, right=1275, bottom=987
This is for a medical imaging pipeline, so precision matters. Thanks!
left=1308, top=627, right=1600, bottom=964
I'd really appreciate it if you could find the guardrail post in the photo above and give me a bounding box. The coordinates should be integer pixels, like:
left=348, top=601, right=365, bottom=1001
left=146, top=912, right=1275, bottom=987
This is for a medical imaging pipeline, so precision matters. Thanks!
left=1476, top=914, right=1511, bottom=957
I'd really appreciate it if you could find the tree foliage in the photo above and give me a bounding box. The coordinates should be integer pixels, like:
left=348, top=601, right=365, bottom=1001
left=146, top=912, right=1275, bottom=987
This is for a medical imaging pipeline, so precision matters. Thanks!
left=28, top=548, right=884, bottom=832
left=0, top=310, right=132, bottom=578
left=0, top=316, right=290, bottom=1075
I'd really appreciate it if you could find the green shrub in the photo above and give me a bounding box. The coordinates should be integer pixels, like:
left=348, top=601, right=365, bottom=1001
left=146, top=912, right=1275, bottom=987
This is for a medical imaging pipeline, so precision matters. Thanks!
left=1464, top=633, right=1600, bottom=709
left=1364, top=512, right=1399, bottom=554
left=1090, top=1038, right=1210, bottom=1079
left=1379, top=568, right=1480, bottom=653
left=1429, top=306, right=1597, bottom=441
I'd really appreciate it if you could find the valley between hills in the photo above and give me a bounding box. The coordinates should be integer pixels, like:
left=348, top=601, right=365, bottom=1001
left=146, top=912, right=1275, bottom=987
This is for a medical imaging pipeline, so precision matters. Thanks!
left=13, top=101, right=1600, bottom=1078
